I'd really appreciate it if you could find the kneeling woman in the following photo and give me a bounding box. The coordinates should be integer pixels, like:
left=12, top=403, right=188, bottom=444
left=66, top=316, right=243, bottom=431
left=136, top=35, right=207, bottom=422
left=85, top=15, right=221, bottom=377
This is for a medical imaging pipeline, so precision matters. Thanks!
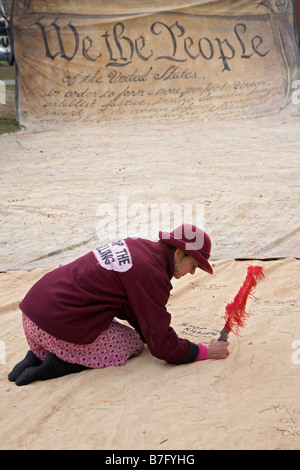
left=9, top=224, right=229, bottom=386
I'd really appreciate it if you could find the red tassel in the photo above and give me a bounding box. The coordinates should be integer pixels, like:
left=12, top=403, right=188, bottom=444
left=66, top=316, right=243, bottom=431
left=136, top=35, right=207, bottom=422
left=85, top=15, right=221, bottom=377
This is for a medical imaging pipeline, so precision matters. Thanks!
left=222, top=265, right=265, bottom=336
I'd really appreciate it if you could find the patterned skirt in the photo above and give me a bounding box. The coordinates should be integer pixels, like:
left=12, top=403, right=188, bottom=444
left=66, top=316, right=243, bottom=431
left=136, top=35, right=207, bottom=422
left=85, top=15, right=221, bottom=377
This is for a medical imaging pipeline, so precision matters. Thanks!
left=22, top=313, right=144, bottom=369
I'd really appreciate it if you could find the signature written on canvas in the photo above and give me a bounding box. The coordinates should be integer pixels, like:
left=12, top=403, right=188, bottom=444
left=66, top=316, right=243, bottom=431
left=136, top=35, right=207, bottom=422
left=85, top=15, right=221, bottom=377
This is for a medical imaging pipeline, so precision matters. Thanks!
left=259, top=404, right=300, bottom=437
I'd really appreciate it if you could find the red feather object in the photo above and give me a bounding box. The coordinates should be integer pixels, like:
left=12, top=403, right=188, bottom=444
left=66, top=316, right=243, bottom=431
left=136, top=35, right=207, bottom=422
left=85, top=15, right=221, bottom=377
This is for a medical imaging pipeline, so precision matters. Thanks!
left=222, top=265, right=265, bottom=337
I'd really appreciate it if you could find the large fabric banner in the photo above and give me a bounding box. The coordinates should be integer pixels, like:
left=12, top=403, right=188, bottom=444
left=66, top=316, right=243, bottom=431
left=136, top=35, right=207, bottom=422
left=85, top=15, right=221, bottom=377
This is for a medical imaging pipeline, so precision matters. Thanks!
left=13, top=0, right=299, bottom=129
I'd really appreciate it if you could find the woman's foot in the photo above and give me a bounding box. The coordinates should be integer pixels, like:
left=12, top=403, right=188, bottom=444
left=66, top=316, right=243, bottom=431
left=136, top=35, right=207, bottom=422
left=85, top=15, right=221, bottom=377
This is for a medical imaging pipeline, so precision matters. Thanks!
left=15, top=353, right=88, bottom=386
left=8, top=350, right=42, bottom=382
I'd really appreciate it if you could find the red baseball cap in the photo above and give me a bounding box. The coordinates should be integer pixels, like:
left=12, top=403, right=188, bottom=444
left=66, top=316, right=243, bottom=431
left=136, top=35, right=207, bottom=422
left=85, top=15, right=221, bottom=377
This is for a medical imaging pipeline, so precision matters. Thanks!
left=159, top=224, right=213, bottom=274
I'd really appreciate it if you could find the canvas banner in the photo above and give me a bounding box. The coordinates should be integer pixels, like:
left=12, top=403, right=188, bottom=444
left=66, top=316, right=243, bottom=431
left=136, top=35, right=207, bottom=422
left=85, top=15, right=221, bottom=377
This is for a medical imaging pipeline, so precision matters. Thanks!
left=13, top=0, right=300, bottom=129
left=1, top=258, right=300, bottom=449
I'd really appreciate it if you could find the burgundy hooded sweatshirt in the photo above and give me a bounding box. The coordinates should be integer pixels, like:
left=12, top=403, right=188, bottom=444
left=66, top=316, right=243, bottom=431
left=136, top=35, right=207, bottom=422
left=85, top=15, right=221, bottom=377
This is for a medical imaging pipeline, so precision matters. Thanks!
left=19, top=237, right=199, bottom=364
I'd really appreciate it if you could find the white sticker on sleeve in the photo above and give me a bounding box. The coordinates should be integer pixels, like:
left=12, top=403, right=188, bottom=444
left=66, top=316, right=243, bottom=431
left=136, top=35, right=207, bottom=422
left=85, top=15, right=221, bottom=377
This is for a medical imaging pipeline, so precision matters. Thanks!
left=93, top=240, right=132, bottom=272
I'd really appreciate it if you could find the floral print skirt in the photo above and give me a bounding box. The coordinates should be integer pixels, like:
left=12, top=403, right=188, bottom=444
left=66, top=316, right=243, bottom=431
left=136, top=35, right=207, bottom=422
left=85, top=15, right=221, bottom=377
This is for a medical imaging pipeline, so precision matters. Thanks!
left=22, top=313, right=144, bottom=369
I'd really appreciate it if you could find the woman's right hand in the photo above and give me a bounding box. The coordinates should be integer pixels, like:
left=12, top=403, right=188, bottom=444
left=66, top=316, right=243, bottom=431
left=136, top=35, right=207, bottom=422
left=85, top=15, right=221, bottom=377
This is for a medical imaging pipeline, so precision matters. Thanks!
left=207, top=338, right=230, bottom=359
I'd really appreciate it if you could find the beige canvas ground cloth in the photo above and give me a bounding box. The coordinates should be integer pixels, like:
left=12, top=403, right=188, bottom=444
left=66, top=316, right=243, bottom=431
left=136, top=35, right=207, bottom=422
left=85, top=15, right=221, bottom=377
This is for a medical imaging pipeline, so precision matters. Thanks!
left=0, top=258, right=299, bottom=450
left=0, top=0, right=300, bottom=450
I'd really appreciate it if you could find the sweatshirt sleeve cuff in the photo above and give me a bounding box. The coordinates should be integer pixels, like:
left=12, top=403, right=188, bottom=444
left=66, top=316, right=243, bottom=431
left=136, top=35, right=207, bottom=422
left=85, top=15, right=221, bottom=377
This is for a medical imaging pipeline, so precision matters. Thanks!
left=170, top=341, right=199, bottom=364
left=195, top=343, right=208, bottom=361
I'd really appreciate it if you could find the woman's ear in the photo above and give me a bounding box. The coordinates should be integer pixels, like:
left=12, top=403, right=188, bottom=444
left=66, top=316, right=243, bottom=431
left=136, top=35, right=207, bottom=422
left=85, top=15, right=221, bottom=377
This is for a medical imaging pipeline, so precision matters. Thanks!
left=174, top=248, right=185, bottom=262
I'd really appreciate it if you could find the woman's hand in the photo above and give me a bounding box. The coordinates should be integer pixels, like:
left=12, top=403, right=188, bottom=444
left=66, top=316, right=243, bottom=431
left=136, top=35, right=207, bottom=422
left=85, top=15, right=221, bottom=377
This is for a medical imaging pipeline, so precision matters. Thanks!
left=207, top=338, right=230, bottom=359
